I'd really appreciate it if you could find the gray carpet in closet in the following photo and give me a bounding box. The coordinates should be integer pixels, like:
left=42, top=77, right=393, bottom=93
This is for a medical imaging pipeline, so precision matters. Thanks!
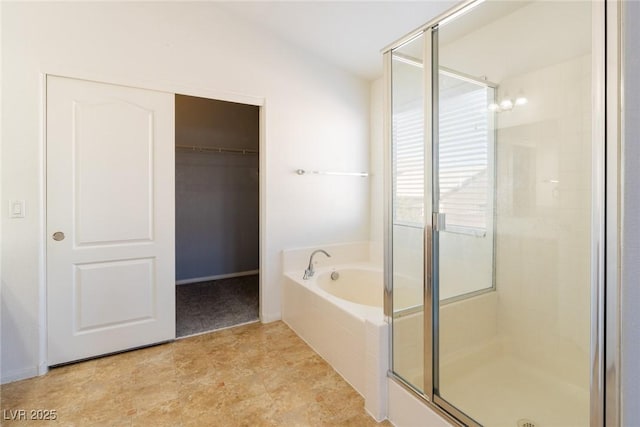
left=176, top=274, right=259, bottom=338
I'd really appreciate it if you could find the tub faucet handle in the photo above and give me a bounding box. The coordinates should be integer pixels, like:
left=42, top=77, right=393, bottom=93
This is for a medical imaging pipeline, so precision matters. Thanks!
left=303, top=249, right=331, bottom=280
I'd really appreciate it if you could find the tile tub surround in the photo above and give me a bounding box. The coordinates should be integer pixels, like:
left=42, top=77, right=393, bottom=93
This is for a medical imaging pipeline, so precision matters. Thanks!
left=0, top=322, right=391, bottom=426
left=282, top=260, right=389, bottom=422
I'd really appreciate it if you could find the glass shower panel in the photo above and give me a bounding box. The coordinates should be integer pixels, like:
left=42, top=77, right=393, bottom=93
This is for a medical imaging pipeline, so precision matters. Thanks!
left=390, top=33, right=426, bottom=392
left=437, top=71, right=495, bottom=302
left=434, top=1, right=593, bottom=426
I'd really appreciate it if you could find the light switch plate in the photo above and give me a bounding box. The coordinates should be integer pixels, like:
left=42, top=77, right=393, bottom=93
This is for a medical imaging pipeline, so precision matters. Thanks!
left=9, top=200, right=25, bottom=218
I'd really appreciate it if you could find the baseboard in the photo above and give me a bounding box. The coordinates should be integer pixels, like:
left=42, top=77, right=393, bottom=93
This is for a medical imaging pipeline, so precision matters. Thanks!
left=38, top=362, right=49, bottom=376
left=260, top=312, right=281, bottom=323
left=1, top=366, right=41, bottom=385
left=176, top=270, right=259, bottom=285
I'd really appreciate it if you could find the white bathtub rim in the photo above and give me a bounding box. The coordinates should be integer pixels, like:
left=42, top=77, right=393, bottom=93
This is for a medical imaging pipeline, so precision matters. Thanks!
left=284, top=262, right=385, bottom=326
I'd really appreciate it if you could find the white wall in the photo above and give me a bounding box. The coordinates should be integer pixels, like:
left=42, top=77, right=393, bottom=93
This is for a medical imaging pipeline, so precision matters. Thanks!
left=0, top=2, right=370, bottom=382
left=494, top=54, right=592, bottom=389
left=622, top=1, right=640, bottom=425
left=369, top=78, right=384, bottom=266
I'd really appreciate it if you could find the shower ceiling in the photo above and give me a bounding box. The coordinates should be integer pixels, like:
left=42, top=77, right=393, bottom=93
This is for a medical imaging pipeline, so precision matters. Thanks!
left=438, top=0, right=591, bottom=82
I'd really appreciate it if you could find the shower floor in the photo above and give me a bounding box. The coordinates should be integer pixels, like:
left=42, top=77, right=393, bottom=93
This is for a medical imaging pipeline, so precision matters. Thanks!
left=438, top=355, right=589, bottom=427
left=175, top=274, right=259, bottom=338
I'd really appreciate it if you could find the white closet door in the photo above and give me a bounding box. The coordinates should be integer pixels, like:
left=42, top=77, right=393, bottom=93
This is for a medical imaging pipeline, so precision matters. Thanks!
left=46, top=76, right=175, bottom=365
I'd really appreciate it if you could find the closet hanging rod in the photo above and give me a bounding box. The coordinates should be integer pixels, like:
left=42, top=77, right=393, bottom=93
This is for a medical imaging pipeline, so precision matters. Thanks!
left=295, top=169, right=369, bottom=178
left=176, top=145, right=258, bottom=155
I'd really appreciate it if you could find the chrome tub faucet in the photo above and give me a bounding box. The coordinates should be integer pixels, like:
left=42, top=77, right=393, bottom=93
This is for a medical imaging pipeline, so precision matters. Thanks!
left=303, top=249, right=331, bottom=280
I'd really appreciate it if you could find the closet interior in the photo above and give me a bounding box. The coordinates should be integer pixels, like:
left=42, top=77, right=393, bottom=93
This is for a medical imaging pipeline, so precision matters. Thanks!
left=175, top=94, right=259, bottom=338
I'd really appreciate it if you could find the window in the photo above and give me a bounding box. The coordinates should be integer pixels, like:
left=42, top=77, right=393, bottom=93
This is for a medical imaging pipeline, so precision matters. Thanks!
left=392, top=66, right=495, bottom=235
left=438, top=71, right=494, bottom=235
left=393, top=98, right=424, bottom=227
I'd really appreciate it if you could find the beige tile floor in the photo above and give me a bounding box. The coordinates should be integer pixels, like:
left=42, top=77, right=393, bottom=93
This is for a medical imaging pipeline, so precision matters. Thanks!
left=0, top=321, right=392, bottom=427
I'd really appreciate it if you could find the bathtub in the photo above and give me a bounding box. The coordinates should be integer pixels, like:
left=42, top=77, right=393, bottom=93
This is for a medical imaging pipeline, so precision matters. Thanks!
left=316, top=268, right=383, bottom=308
left=282, top=263, right=389, bottom=421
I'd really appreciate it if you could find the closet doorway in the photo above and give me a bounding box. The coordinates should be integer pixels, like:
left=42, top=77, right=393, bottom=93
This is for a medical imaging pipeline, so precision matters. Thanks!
left=175, top=95, right=260, bottom=338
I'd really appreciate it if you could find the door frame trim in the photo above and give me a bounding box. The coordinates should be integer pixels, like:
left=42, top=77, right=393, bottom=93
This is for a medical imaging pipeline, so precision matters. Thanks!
left=604, top=1, right=622, bottom=425
left=38, top=73, right=48, bottom=376
left=40, top=70, right=267, bottom=374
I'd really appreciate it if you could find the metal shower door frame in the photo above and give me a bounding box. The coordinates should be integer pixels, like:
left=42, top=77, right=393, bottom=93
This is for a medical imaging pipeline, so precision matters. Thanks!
left=383, top=0, right=618, bottom=426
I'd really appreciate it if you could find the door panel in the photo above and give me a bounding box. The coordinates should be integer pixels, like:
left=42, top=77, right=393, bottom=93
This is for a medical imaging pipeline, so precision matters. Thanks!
left=389, top=34, right=427, bottom=393
left=432, top=2, right=593, bottom=426
left=47, top=76, right=175, bottom=365
left=75, top=100, right=154, bottom=245
left=74, top=258, right=155, bottom=332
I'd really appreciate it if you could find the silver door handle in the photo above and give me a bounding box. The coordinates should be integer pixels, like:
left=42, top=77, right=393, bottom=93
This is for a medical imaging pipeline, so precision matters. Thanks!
left=433, top=212, right=446, bottom=232
left=52, top=231, right=65, bottom=241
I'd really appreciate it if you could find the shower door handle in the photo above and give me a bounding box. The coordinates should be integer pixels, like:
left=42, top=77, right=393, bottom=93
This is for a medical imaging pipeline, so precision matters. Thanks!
left=424, top=218, right=435, bottom=397
left=425, top=226, right=433, bottom=286
left=433, top=213, right=446, bottom=232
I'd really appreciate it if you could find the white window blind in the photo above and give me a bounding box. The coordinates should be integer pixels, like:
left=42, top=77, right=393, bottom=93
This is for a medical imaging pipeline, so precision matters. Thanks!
left=438, top=74, right=492, bottom=234
left=392, top=71, right=493, bottom=232
left=393, top=99, right=424, bottom=226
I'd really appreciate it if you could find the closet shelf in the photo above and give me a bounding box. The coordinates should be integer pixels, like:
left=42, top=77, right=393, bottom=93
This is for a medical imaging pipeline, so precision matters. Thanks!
left=176, top=145, right=258, bottom=155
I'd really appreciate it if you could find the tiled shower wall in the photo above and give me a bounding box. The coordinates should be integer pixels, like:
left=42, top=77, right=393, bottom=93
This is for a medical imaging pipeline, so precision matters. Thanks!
left=495, top=53, right=592, bottom=390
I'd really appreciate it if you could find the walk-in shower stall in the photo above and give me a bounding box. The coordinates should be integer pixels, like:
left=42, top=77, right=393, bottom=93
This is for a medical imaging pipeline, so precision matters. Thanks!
left=384, top=1, right=610, bottom=425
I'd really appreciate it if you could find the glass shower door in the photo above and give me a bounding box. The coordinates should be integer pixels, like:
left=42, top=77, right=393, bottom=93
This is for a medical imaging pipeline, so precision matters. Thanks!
left=389, top=33, right=426, bottom=393
left=432, top=1, right=594, bottom=426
